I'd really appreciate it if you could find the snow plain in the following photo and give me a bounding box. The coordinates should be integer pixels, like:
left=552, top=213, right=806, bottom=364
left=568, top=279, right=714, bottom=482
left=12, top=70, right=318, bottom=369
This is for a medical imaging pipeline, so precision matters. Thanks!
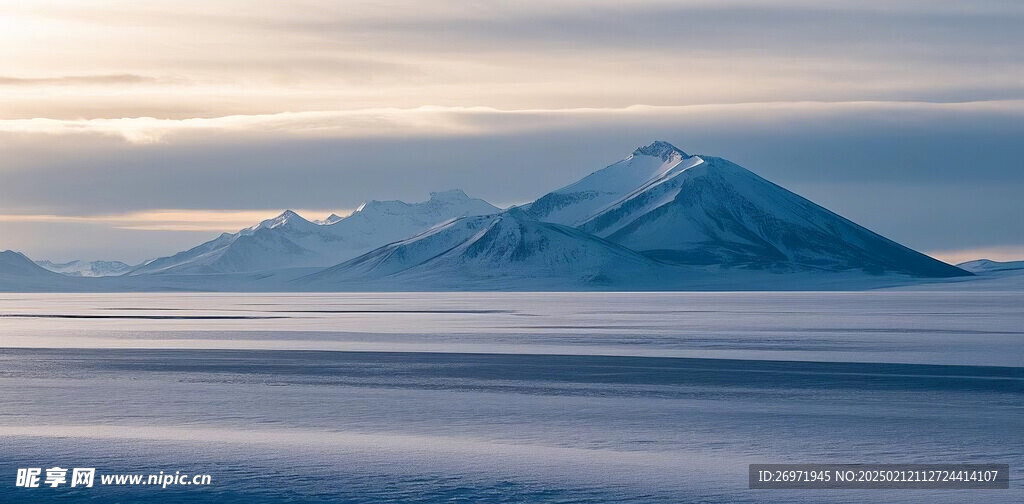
left=0, top=291, right=1020, bottom=503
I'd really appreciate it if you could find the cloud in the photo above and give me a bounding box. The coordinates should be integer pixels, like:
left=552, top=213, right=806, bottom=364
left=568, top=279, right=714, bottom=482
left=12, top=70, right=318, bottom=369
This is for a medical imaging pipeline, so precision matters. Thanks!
left=0, top=74, right=158, bottom=86
left=1, top=100, right=1021, bottom=144
left=0, top=108, right=479, bottom=144
left=2, top=1, right=1022, bottom=120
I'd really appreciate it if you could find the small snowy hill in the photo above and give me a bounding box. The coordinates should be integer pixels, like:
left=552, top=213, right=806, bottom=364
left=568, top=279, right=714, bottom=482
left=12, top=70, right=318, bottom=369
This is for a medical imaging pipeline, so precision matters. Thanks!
left=299, top=209, right=680, bottom=290
left=957, top=259, right=1024, bottom=274
left=130, top=190, right=500, bottom=275
left=0, top=250, right=80, bottom=291
left=36, top=259, right=133, bottom=277
left=531, top=141, right=968, bottom=278
left=1, top=250, right=60, bottom=278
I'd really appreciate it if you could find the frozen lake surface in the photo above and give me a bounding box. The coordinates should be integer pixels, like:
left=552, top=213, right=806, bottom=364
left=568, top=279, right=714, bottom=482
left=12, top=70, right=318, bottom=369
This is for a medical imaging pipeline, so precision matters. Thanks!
left=0, top=292, right=1021, bottom=503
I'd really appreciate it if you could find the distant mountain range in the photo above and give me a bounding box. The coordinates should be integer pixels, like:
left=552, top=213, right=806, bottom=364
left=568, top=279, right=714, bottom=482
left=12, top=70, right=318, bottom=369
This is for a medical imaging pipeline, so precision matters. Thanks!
left=36, top=259, right=134, bottom=277
left=957, top=259, right=1024, bottom=273
left=3, top=141, right=999, bottom=292
left=128, top=189, right=498, bottom=275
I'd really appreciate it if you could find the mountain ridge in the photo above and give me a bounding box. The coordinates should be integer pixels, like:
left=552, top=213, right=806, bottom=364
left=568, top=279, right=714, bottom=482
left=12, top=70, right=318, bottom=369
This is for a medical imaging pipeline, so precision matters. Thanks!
left=300, top=208, right=683, bottom=290
left=4, top=141, right=978, bottom=290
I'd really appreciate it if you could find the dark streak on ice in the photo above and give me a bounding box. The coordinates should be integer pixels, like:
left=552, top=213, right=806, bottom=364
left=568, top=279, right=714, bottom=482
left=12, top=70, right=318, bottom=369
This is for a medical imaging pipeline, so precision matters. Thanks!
left=0, top=314, right=287, bottom=320
left=4, top=348, right=1019, bottom=395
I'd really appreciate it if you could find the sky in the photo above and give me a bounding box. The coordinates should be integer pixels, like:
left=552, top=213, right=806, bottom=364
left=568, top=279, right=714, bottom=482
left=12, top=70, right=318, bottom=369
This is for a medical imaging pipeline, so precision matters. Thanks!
left=0, top=0, right=1021, bottom=264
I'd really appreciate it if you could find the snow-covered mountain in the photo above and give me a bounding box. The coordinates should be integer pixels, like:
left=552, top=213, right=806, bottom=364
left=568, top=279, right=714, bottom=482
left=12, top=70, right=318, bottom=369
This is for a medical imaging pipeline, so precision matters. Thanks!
left=36, top=259, right=133, bottom=277
left=530, top=141, right=968, bottom=278
left=130, top=190, right=500, bottom=275
left=300, top=209, right=680, bottom=290
left=957, top=259, right=1024, bottom=274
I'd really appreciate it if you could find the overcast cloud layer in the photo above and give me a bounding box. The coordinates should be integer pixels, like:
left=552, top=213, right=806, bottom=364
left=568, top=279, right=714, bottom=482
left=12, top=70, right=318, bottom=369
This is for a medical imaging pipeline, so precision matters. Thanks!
left=0, top=0, right=1021, bottom=263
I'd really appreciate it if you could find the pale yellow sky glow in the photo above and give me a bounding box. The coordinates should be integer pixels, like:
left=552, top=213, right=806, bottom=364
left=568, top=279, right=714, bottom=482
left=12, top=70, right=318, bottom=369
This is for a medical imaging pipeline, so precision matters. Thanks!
left=1, top=100, right=1020, bottom=145
left=0, top=209, right=351, bottom=232
left=928, top=247, right=1024, bottom=265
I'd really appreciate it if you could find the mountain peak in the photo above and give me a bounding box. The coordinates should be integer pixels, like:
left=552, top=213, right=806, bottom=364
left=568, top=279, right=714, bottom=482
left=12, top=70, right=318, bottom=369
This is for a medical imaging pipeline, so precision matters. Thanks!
left=254, top=209, right=311, bottom=231
left=314, top=213, right=346, bottom=225
left=503, top=206, right=533, bottom=221
left=1, top=250, right=29, bottom=261
left=429, top=189, right=470, bottom=202
left=632, top=141, right=687, bottom=161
